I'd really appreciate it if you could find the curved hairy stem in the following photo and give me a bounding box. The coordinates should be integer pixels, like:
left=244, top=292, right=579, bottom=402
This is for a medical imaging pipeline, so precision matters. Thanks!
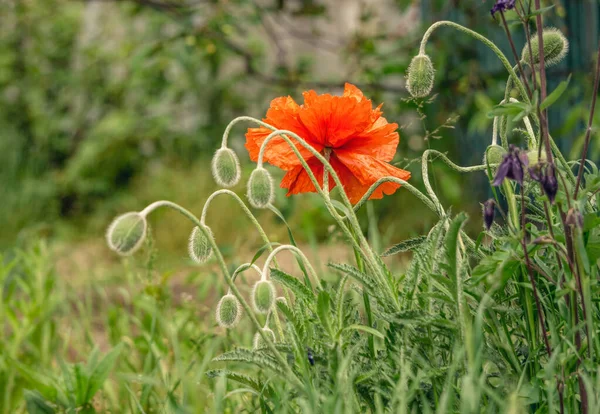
left=139, top=200, right=302, bottom=388
left=421, top=150, right=490, bottom=217
left=353, top=177, right=439, bottom=216
left=221, top=116, right=276, bottom=148
left=262, top=245, right=322, bottom=290
left=200, top=189, right=279, bottom=267
left=419, top=21, right=530, bottom=104
left=230, top=263, right=262, bottom=286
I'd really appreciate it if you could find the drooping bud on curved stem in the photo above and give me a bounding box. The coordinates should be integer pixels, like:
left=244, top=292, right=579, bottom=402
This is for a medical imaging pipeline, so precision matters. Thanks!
left=521, top=28, right=569, bottom=68
left=406, top=54, right=435, bottom=98
left=106, top=212, right=148, bottom=256
left=418, top=21, right=529, bottom=105
left=251, top=280, right=276, bottom=314
left=188, top=224, right=214, bottom=264
left=216, top=293, right=242, bottom=328
left=247, top=168, right=274, bottom=209
left=211, top=147, right=241, bottom=187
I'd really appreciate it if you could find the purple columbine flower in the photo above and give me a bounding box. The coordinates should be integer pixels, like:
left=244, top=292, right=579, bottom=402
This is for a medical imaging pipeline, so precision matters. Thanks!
left=492, top=145, right=529, bottom=186
left=529, top=163, right=558, bottom=204
left=491, top=0, right=516, bottom=16
left=483, top=199, right=496, bottom=230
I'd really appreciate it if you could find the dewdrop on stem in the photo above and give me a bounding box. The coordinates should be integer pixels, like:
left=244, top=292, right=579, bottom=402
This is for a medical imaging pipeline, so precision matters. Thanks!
left=247, top=167, right=274, bottom=209
left=521, top=28, right=569, bottom=68
left=215, top=293, right=242, bottom=328
left=211, top=147, right=241, bottom=187
left=188, top=224, right=214, bottom=264
left=106, top=212, right=148, bottom=256
left=406, top=54, right=435, bottom=98
left=253, top=327, right=276, bottom=350
left=251, top=279, right=276, bottom=314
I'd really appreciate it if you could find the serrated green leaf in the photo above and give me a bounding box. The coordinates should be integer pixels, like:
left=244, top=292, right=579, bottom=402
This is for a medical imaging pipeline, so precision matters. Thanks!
left=343, top=324, right=384, bottom=339
left=381, top=236, right=427, bottom=257
left=327, top=263, right=377, bottom=291
left=212, top=348, right=285, bottom=375
left=317, top=291, right=333, bottom=337
left=269, top=268, right=315, bottom=303
left=206, top=369, right=267, bottom=394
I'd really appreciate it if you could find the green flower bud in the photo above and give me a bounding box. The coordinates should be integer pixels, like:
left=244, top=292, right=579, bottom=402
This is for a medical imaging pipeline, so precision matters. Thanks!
left=251, top=280, right=275, bottom=314
left=253, top=327, right=276, bottom=350
left=216, top=294, right=242, bottom=328
left=406, top=54, right=435, bottom=98
left=106, top=212, right=147, bottom=256
left=521, top=28, right=569, bottom=68
left=188, top=225, right=213, bottom=264
left=247, top=168, right=274, bottom=209
left=211, top=147, right=241, bottom=187
left=483, top=145, right=507, bottom=167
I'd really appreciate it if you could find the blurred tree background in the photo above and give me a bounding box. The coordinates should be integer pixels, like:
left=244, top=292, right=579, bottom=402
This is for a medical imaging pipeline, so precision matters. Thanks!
left=1, top=0, right=598, bottom=251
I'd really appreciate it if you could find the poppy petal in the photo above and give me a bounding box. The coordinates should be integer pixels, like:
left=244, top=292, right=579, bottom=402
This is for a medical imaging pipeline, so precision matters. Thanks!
left=245, top=96, right=323, bottom=170
left=298, top=90, right=373, bottom=148
left=338, top=116, right=399, bottom=161
left=280, top=158, right=336, bottom=196
left=334, top=150, right=411, bottom=203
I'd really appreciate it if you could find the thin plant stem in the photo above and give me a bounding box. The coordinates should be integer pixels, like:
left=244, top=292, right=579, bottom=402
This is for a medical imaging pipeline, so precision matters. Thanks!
left=500, top=11, right=532, bottom=98
left=261, top=244, right=322, bottom=290
left=200, top=189, right=279, bottom=267
left=574, top=44, right=600, bottom=199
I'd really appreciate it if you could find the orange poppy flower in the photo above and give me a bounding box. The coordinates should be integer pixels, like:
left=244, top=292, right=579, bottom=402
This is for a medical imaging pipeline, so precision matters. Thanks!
left=245, top=83, right=411, bottom=204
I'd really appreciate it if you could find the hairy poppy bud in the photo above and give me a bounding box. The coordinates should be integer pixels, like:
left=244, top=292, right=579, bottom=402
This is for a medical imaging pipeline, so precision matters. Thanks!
left=211, top=147, right=241, bottom=187
left=484, top=145, right=507, bottom=168
left=253, top=327, right=276, bottom=350
left=252, top=280, right=276, bottom=314
left=406, top=54, right=435, bottom=98
left=106, top=212, right=148, bottom=256
left=188, top=225, right=214, bottom=264
left=216, top=294, right=242, bottom=328
left=247, top=168, right=274, bottom=209
left=483, top=199, right=496, bottom=230
left=521, top=28, right=569, bottom=68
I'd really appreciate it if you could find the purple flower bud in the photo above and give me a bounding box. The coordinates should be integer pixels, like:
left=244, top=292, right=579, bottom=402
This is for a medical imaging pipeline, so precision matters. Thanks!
left=491, top=0, right=516, bottom=16
left=529, top=163, right=558, bottom=204
left=492, top=145, right=528, bottom=186
left=542, top=164, right=558, bottom=204
left=483, top=199, right=496, bottom=230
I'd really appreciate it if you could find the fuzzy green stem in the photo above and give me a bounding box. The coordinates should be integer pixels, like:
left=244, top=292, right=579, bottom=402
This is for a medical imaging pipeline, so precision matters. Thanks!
left=353, top=177, right=438, bottom=216
left=200, top=189, right=279, bottom=267
left=421, top=149, right=491, bottom=217
left=262, top=245, right=322, bottom=290
left=419, top=21, right=530, bottom=104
